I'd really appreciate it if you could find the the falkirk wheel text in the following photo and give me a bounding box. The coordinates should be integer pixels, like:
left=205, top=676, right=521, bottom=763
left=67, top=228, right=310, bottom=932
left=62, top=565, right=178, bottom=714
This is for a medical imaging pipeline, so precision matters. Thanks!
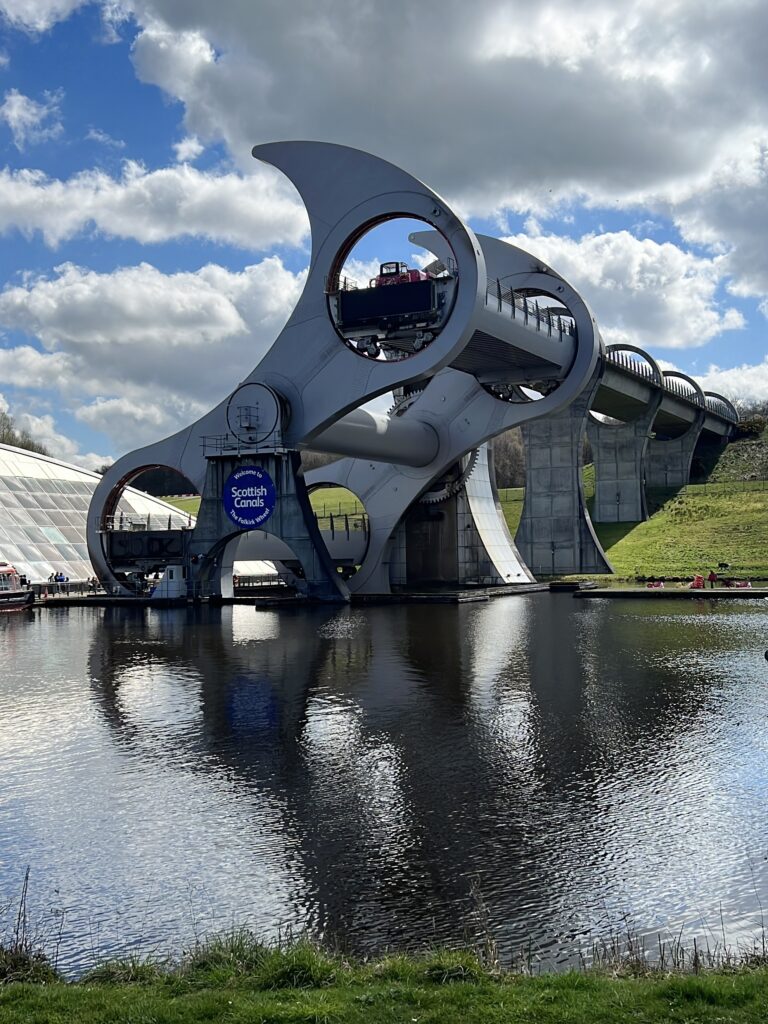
left=86, top=143, right=737, bottom=601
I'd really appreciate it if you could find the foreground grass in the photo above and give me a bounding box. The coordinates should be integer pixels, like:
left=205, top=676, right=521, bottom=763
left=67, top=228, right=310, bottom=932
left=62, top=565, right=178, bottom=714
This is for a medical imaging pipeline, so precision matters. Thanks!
left=6, top=972, right=768, bottom=1023
left=3, top=939, right=768, bottom=1024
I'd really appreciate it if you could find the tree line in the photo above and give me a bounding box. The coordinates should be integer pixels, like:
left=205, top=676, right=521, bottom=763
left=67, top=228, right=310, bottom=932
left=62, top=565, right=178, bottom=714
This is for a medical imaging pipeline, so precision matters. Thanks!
left=0, top=410, right=49, bottom=456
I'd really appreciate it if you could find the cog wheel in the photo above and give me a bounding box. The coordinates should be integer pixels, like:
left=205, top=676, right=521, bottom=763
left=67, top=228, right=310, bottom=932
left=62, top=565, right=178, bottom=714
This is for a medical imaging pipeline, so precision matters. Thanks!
left=419, top=448, right=480, bottom=505
left=388, top=385, right=425, bottom=417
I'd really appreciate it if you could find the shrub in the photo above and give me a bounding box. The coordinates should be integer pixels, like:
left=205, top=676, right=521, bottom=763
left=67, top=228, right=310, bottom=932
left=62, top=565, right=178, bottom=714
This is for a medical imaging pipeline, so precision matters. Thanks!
left=80, top=956, right=167, bottom=985
left=0, top=945, right=59, bottom=985
left=421, top=949, right=487, bottom=984
left=734, top=415, right=767, bottom=440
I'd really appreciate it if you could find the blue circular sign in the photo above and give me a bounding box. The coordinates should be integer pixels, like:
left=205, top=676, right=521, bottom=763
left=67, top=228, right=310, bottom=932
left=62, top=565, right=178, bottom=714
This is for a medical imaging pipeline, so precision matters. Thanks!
left=222, top=466, right=276, bottom=529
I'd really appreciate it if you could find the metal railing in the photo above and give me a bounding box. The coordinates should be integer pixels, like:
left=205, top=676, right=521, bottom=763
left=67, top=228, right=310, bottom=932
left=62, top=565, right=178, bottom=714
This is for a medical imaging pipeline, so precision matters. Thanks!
left=605, top=350, right=737, bottom=422
left=234, top=572, right=292, bottom=590
left=325, top=258, right=458, bottom=295
left=605, top=349, right=656, bottom=380
left=314, top=511, right=369, bottom=538
left=704, top=396, right=738, bottom=421
left=664, top=376, right=700, bottom=403
left=200, top=433, right=285, bottom=457
left=32, top=580, right=105, bottom=598
left=484, top=280, right=576, bottom=339
left=102, top=512, right=192, bottom=532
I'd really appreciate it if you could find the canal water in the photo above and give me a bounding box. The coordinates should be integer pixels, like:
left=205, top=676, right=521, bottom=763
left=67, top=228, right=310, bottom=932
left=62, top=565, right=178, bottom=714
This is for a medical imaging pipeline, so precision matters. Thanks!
left=2, top=595, right=768, bottom=974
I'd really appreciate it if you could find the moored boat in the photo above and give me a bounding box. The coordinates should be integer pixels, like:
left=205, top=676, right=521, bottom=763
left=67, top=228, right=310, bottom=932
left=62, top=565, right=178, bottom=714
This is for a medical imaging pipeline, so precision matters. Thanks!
left=0, top=562, right=34, bottom=611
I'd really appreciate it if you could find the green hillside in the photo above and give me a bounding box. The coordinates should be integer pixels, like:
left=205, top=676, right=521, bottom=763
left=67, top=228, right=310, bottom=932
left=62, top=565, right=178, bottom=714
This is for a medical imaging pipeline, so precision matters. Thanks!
left=706, top=438, right=768, bottom=481
left=593, top=482, right=768, bottom=578
left=163, top=495, right=201, bottom=516
left=588, top=434, right=768, bottom=578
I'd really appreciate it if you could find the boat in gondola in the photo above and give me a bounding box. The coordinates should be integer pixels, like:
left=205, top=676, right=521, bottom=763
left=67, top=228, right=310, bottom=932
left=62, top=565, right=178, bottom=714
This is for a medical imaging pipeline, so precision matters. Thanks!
left=0, top=562, right=34, bottom=611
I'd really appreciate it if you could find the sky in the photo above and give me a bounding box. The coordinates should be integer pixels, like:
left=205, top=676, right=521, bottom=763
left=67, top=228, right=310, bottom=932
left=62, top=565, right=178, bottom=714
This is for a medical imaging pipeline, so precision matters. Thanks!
left=0, top=0, right=766, bottom=468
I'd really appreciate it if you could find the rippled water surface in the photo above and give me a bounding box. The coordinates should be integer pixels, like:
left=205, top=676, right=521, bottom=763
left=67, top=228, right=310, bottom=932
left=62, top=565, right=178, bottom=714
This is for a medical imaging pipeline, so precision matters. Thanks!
left=2, top=596, right=768, bottom=973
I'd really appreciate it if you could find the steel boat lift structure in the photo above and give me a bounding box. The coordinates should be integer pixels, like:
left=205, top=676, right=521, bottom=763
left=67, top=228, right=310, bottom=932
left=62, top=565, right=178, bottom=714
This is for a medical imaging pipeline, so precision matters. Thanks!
left=87, top=142, right=603, bottom=601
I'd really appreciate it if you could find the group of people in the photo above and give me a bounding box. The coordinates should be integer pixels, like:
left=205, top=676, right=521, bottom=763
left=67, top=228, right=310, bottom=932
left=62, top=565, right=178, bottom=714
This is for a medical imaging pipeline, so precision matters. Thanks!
left=44, top=573, right=102, bottom=593
left=689, top=571, right=751, bottom=590
left=645, top=569, right=753, bottom=590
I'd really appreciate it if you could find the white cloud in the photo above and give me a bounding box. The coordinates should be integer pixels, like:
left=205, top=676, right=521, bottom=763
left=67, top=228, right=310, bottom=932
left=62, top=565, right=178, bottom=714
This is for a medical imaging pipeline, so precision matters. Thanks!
left=172, top=134, right=202, bottom=162
left=74, top=394, right=202, bottom=450
left=0, top=0, right=88, bottom=31
left=694, top=360, right=768, bottom=406
left=86, top=126, right=125, bottom=148
left=0, top=161, right=307, bottom=248
left=0, top=343, right=71, bottom=388
left=660, top=137, right=768, bottom=300
left=0, top=87, right=62, bottom=149
left=0, top=261, right=248, bottom=352
left=0, top=257, right=305, bottom=451
left=99, top=0, right=768, bottom=308
left=3, top=0, right=768, bottom=446
left=501, top=229, right=744, bottom=349
left=13, top=410, right=110, bottom=469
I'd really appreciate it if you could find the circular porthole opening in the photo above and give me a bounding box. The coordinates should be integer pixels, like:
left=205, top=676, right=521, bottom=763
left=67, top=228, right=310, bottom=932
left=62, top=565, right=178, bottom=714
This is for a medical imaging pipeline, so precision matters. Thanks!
left=326, top=216, right=458, bottom=362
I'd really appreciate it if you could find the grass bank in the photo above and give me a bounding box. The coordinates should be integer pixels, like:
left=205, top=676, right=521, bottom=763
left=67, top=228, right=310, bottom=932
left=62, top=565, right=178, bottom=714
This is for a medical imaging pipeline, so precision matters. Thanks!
left=593, top=482, right=768, bottom=578
left=3, top=934, right=768, bottom=1024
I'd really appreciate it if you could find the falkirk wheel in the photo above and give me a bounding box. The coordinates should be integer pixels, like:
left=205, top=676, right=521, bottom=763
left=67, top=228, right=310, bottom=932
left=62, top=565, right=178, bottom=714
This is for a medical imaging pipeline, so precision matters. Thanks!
left=87, top=142, right=602, bottom=601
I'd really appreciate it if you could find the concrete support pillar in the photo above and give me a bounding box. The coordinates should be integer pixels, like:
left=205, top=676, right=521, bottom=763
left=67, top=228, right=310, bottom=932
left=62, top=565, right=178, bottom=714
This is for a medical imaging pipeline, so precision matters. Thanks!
left=588, top=394, right=662, bottom=522
left=190, top=451, right=348, bottom=601
left=646, top=412, right=706, bottom=489
left=388, top=522, right=407, bottom=587
left=516, top=368, right=612, bottom=575
left=402, top=498, right=459, bottom=585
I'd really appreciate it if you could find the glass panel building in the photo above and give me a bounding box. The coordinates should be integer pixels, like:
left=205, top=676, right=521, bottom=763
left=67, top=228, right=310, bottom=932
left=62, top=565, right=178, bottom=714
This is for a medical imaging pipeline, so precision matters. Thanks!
left=0, top=443, right=191, bottom=583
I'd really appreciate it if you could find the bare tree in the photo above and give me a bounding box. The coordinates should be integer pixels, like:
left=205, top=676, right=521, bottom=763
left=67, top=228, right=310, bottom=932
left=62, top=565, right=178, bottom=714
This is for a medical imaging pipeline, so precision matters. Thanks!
left=0, top=411, right=49, bottom=455
left=492, top=428, right=526, bottom=488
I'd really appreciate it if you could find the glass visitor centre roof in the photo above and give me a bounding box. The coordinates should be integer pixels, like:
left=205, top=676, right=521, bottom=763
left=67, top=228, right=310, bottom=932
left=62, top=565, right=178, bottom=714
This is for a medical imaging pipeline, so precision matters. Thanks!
left=0, top=443, right=191, bottom=583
